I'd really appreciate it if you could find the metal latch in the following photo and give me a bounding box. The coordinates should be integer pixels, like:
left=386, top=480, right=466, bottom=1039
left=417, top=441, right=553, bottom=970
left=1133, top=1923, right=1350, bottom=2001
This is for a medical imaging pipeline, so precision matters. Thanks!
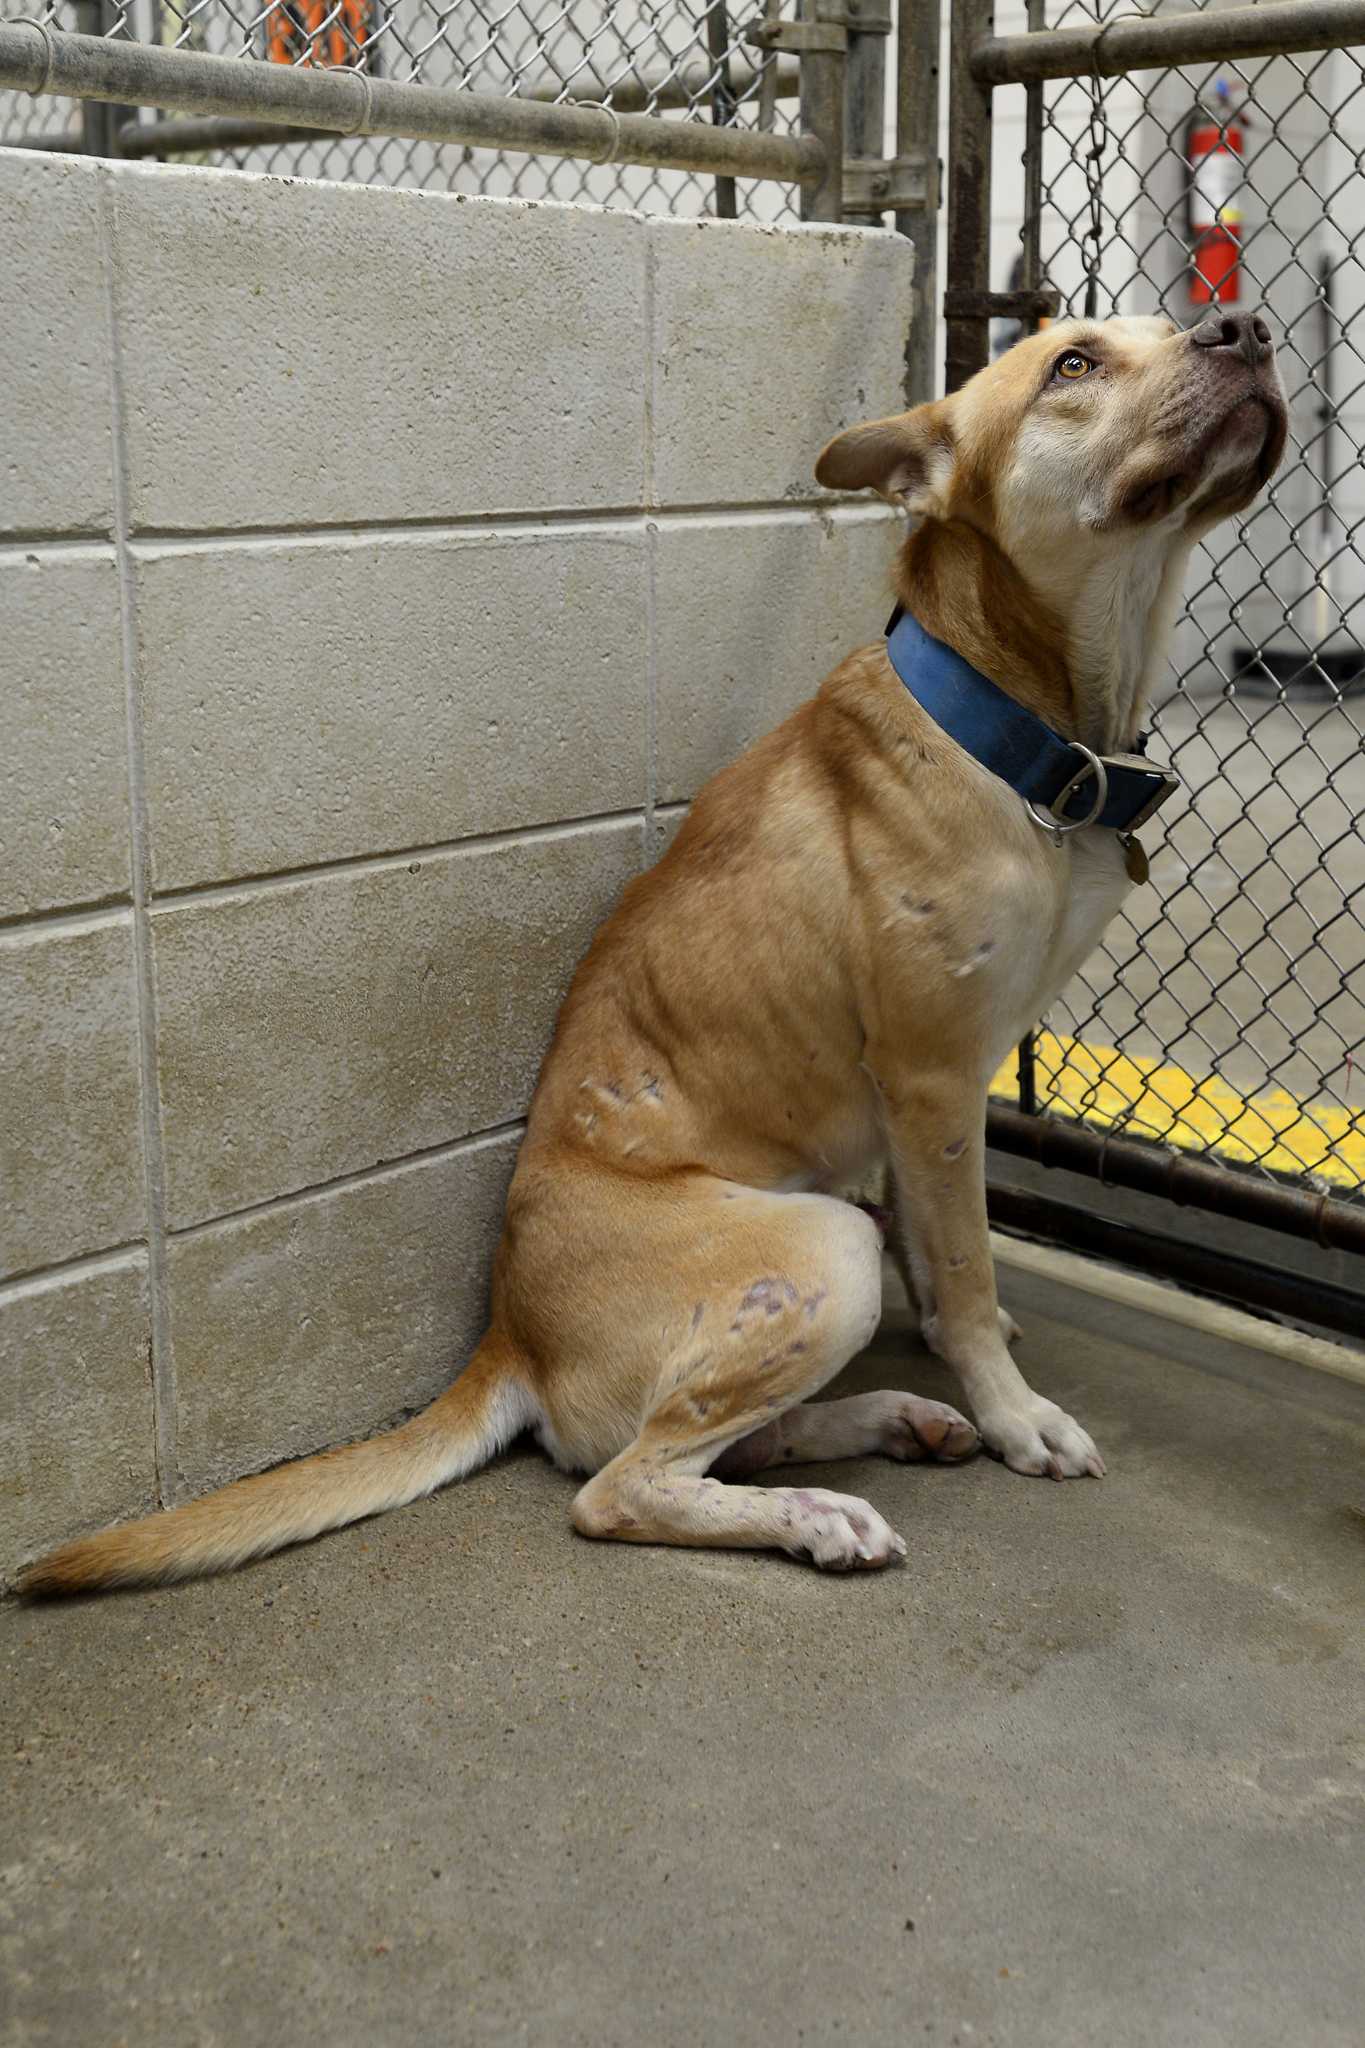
left=842, top=150, right=937, bottom=212
left=749, top=0, right=891, bottom=61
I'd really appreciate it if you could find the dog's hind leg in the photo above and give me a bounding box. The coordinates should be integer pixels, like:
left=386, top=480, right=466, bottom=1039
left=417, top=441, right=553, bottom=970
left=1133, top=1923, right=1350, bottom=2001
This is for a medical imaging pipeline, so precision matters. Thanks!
left=711, top=1389, right=978, bottom=1479
left=568, top=1193, right=909, bottom=1570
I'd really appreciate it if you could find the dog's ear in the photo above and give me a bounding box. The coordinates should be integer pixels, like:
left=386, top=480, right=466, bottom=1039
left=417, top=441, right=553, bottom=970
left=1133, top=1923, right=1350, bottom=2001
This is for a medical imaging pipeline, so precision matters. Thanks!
left=814, top=405, right=954, bottom=514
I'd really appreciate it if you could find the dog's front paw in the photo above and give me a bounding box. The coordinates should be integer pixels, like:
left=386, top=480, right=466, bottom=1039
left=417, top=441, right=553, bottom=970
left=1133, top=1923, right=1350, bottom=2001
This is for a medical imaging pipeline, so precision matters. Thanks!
left=779, top=1488, right=906, bottom=1570
left=978, top=1398, right=1104, bottom=1480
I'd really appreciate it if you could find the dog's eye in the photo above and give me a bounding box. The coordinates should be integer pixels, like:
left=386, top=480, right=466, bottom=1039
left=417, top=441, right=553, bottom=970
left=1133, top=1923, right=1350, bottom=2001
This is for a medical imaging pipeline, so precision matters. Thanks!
left=1054, top=352, right=1096, bottom=381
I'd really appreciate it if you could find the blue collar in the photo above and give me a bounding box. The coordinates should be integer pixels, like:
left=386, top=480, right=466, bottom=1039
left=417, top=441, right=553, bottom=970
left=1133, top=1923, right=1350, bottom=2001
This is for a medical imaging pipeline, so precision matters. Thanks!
left=885, top=606, right=1180, bottom=837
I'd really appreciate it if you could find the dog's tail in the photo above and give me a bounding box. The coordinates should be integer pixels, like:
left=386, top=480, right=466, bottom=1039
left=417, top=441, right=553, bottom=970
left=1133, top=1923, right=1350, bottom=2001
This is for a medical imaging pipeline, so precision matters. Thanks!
left=16, top=1337, right=534, bottom=1599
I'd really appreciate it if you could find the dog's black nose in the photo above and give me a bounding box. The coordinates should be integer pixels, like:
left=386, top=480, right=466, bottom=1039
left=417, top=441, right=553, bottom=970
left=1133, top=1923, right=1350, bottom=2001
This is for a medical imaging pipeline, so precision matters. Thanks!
left=1190, top=310, right=1274, bottom=365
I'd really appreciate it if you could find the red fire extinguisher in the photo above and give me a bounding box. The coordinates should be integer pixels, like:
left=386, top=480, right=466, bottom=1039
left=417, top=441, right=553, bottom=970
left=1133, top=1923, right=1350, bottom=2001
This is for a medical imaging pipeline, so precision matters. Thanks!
left=1186, top=80, right=1246, bottom=305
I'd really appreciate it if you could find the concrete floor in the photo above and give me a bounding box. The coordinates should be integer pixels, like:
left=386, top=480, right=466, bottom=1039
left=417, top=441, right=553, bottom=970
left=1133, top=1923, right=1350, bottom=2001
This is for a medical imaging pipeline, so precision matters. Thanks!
left=4, top=1267, right=1363, bottom=2048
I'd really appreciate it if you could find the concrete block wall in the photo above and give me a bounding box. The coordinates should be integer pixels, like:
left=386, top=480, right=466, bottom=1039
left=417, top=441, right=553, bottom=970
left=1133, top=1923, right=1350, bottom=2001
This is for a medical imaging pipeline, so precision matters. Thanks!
left=0, top=147, right=912, bottom=1574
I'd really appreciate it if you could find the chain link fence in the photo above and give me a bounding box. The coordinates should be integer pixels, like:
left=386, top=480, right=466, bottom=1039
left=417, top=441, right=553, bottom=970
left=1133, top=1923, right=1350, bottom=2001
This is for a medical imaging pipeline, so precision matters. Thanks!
left=981, top=0, right=1365, bottom=1232
left=0, top=0, right=804, bottom=215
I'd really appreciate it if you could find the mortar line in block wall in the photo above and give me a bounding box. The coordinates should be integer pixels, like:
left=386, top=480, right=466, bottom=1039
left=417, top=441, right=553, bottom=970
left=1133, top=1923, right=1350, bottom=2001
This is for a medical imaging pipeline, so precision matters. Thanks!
left=0, top=1122, right=528, bottom=1310
left=0, top=536, right=119, bottom=563
left=0, top=1239, right=149, bottom=1303
left=122, top=500, right=896, bottom=554
left=146, top=805, right=649, bottom=914
left=0, top=895, right=133, bottom=941
left=642, top=228, right=658, bottom=855
left=643, top=227, right=658, bottom=517
left=645, top=518, right=659, bottom=854
left=166, top=1118, right=529, bottom=1245
left=97, top=167, right=179, bottom=1510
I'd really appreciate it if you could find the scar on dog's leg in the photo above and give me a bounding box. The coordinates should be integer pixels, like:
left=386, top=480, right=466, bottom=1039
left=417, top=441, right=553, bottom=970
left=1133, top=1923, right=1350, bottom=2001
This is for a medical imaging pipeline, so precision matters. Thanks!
left=571, top=1199, right=907, bottom=1571
left=712, top=1389, right=979, bottom=1478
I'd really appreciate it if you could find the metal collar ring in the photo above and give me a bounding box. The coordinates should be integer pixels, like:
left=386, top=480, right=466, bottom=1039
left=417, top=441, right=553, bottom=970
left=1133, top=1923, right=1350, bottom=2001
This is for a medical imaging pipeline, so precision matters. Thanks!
left=1025, top=741, right=1109, bottom=840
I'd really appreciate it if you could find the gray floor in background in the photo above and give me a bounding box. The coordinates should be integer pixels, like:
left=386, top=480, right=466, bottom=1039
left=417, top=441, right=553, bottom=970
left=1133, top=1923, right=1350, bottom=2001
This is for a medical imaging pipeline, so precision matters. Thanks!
left=4, top=1267, right=1363, bottom=2048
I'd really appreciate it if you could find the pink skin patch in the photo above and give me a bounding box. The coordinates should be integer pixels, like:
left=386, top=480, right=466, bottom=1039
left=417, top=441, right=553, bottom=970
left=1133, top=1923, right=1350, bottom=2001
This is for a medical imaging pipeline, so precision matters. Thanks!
left=739, top=1277, right=800, bottom=1317
left=791, top=1488, right=869, bottom=1540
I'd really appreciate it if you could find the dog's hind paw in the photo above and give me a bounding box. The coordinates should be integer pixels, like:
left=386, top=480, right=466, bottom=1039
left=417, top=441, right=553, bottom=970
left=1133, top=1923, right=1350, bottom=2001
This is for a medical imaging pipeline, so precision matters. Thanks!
left=882, top=1393, right=979, bottom=1463
left=779, top=1488, right=906, bottom=1570
left=978, top=1397, right=1105, bottom=1480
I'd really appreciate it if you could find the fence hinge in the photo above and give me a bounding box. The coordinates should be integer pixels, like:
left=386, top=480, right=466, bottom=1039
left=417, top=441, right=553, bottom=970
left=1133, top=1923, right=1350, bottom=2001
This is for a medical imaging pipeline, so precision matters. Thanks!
left=843, top=148, right=937, bottom=212
left=943, top=287, right=1062, bottom=322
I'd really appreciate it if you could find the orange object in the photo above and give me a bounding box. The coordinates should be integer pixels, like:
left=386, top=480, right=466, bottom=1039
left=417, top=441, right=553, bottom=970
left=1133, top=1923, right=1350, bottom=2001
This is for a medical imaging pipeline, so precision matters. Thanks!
left=265, top=0, right=375, bottom=71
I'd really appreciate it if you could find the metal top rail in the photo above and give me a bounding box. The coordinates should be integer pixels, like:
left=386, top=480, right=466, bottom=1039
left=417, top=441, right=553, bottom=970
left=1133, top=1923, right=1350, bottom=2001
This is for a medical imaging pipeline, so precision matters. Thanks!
left=974, top=0, right=1365, bottom=85
left=0, top=18, right=823, bottom=185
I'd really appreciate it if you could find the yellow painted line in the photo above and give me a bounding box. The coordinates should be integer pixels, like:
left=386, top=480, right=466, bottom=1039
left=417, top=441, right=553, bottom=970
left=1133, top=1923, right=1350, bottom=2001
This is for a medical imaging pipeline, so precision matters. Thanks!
left=990, top=1030, right=1365, bottom=1192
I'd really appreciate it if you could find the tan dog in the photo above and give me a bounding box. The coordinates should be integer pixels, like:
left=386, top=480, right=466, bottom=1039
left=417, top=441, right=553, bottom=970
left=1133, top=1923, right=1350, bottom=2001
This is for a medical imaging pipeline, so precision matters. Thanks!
left=20, top=312, right=1286, bottom=1595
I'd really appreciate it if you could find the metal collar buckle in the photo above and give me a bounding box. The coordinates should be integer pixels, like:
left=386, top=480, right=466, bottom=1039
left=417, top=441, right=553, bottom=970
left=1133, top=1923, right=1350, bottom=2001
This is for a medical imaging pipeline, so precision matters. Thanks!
left=1025, top=741, right=1108, bottom=846
left=1122, top=766, right=1183, bottom=832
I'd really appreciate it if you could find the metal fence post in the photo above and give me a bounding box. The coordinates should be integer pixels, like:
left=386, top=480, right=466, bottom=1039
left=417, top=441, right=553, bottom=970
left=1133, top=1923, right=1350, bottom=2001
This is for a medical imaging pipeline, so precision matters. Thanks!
left=843, top=0, right=890, bottom=224
left=944, top=0, right=993, bottom=391
left=895, top=0, right=941, bottom=403
left=705, top=0, right=739, bottom=218
left=71, top=0, right=134, bottom=155
left=1010, top=0, right=1046, bottom=1120
left=798, top=0, right=847, bottom=220
left=1019, top=0, right=1044, bottom=325
left=73, top=0, right=114, bottom=153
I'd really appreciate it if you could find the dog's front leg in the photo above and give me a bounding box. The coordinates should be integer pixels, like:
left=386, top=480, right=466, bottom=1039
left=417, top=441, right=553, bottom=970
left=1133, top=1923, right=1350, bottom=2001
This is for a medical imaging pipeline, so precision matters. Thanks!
left=879, top=1068, right=1104, bottom=1480
left=876, top=1180, right=1021, bottom=1350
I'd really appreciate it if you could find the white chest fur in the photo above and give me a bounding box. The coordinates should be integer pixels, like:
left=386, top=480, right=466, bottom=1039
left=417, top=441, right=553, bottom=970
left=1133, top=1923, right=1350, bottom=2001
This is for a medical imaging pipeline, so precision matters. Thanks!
left=1005, top=825, right=1131, bottom=1057
left=907, top=796, right=1133, bottom=1076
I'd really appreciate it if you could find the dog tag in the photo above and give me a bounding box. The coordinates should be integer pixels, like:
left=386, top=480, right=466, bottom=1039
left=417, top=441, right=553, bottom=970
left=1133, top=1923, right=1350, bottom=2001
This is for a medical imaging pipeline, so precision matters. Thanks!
left=1121, top=833, right=1149, bottom=885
